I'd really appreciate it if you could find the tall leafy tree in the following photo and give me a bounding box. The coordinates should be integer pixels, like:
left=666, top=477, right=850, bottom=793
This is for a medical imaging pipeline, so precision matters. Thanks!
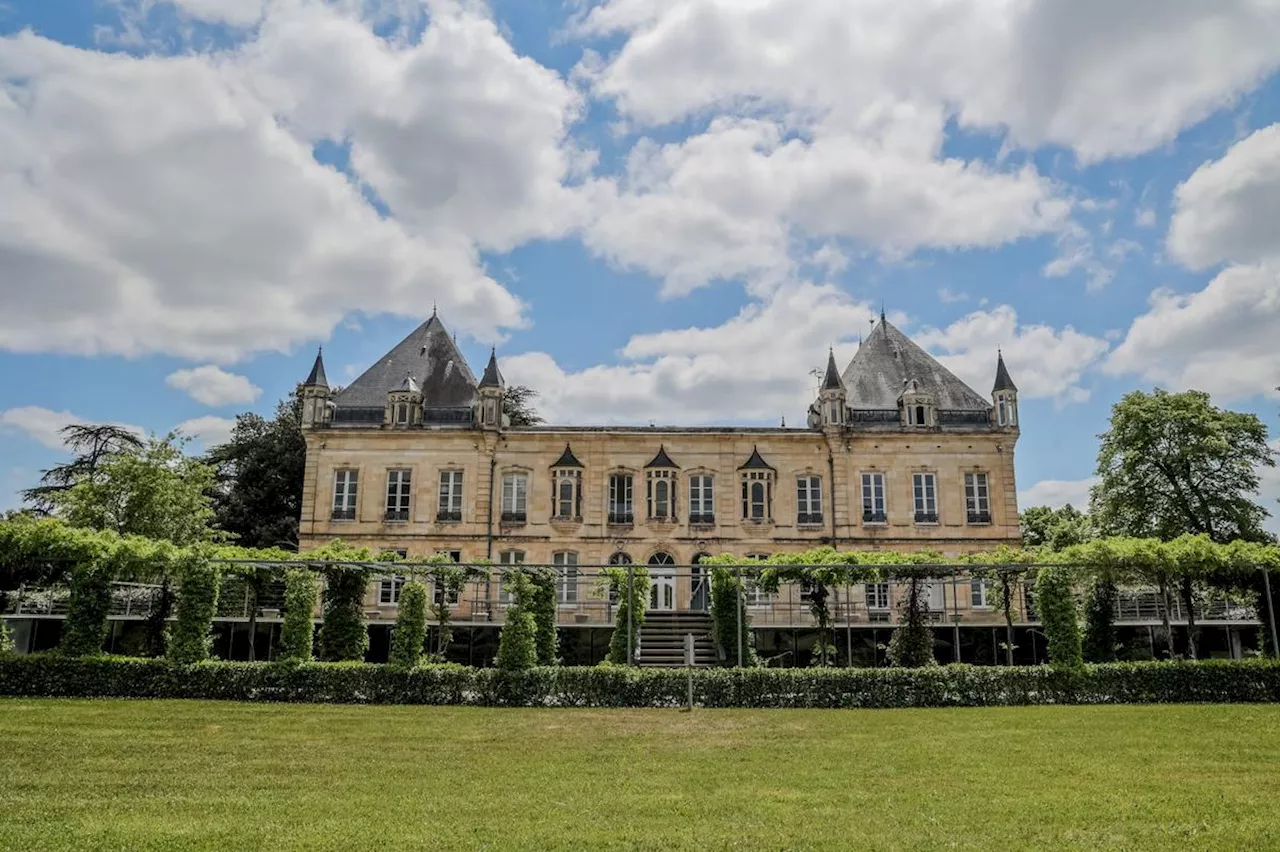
left=22, top=424, right=144, bottom=513
left=1091, top=389, right=1275, bottom=658
left=1091, top=389, right=1274, bottom=543
left=502, top=385, right=543, bottom=427
left=205, top=392, right=306, bottom=549
left=41, top=433, right=219, bottom=546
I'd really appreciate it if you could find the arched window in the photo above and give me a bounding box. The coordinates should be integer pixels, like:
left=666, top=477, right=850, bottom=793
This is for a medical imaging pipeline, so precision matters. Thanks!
left=740, top=470, right=773, bottom=521
left=648, top=552, right=674, bottom=566
left=647, top=470, right=676, bottom=520
left=750, top=482, right=765, bottom=519
left=552, top=469, right=581, bottom=520
left=654, top=480, right=669, bottom=517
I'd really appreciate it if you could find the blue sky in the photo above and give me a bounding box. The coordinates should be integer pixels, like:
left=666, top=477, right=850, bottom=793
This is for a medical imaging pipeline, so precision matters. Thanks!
left=1, top=0, right=1278, bottom=528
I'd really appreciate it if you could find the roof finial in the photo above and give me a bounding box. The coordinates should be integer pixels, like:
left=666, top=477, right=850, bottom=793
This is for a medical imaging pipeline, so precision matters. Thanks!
left=880, top=301, right=886, bottom=322
left=432, top=301, right=437, bottom=318
left=780, top=414, right=786, bottom=427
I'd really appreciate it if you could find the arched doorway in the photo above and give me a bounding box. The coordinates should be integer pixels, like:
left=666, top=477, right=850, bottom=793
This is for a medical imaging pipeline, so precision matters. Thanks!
left=648, top=552, right=675, bottom=611
left=691, top=553, right=712, bottom=611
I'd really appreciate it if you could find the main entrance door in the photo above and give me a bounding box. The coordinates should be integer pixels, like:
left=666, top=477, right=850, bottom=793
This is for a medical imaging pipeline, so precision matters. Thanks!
left=648, top=552, right=675, bottom=611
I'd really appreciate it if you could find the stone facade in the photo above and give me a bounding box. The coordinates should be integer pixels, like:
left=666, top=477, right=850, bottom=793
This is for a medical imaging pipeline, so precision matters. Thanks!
left=297, top=312, right=1023, bottom=628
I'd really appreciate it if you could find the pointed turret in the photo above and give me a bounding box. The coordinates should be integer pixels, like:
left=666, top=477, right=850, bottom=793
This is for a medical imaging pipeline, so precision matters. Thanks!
left=822, top=348, right=843, bottom=391
left=992, top=349, right=1019, bottom=429
left=992, top=350, right=1017, bottom=393
left=300, top=347, right=331, bottom=428
left=815, top=346, right=847, bottom=429
left=304, top=347, right=328, bottom=389
left=478, top=347, right=504, bottom=389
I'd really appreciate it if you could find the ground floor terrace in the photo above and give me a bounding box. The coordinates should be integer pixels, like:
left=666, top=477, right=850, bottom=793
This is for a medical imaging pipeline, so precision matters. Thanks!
left=2, top=699, right=1278, bottom=850
left=4, top=560, right=1265, bottom=666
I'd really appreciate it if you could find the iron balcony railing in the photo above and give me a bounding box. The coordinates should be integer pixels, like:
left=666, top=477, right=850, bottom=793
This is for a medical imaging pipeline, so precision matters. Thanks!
left=863, top=510, right=887, bottom=524
left=797, top=513, right=824, bottom=525
left=967, top=511, right=992, bottom=524
left=331, top=508, right=356, bottom=521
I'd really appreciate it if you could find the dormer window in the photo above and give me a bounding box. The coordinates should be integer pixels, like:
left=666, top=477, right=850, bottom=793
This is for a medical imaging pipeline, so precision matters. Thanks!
left=899, top=379, right=935, bottom=428
left=550, top=444, right=584, bottom=522
left=647, top=470, right=676, bottom=520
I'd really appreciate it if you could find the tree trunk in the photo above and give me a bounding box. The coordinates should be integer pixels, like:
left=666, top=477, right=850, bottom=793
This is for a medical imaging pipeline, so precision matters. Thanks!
left=1158, top=575, right=1176, bottom=659
left=246, top=582, right=259, bottom=663
left=1180, top=577, right=1198, bottom=660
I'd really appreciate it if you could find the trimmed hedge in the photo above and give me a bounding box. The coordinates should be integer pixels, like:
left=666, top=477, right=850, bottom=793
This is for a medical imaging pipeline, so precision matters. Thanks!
left=3, top=656, right=1280, bottom=708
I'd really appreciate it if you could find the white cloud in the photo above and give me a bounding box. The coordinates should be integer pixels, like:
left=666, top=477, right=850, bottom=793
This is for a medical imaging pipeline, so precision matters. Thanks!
left=1105, top=262, right=1280, bottom=401
left=158, top=0, right=265, bottom=26
left=503, top=282, right=879, bottom=424
left=0, top=1, right=574, bottom=361
left=579, top=0, right=1280, bottom=162
left=583, top=117, right=1067, bottom=295
left=1019, top=476, right=1098, bottom=511
left=0, top=406, right=143, bottom=450
left=1167, top=123, right=1280, bottom=270
left=175, top=415, right=236, bottom=449
left=1135, top=208, right=1157, bottom=228
left=165, top=365, right=262, bottom=407
left=914, top=306, right=1110, bottom=403
left=1110, top=124, right=1280, bottom=401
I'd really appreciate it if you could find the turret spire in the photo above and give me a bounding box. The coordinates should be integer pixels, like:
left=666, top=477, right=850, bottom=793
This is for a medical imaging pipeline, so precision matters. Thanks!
left=992, top=349, right=1017, bottom=393
left=304, top=347, right=328, bottom=388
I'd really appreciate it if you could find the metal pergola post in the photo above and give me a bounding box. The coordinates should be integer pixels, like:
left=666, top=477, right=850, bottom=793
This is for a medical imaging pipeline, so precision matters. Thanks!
left=1263, top=568, right=1279, bottom=658
left=626, top=565, right=635, bottom=667
left=736, top=566, right=744, bottom=668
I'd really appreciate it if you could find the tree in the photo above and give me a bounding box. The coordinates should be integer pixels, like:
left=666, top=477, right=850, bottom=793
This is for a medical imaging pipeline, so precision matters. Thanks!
left=1035, top=567, right=1083, bottom=671
left=887, top=571, right=937, bottom=668
left=23, top=424, right=144, bottom=513
left=389, top=580, right=428, bottom=668
left=1020, top=505, right=1094, bottom=551
left=1091, top=389, right=1274, bottom=544
left=502, top=386, right=544, bottom=427
left=496, top=571, right=538, bottom=670
left=205, top=392, right=306, bottom=549
left=1091, top=389, right=1275, bottom=659
left=42, top=433, right=219, bottom=546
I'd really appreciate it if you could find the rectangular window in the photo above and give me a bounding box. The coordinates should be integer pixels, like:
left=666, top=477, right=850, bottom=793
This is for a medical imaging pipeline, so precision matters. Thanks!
left=437, top=470, right=463, bottom=521
left=554, top=551, right=578, bottom=604
left=378, top=575, right=404, bottom=606
left=384, top=469, right=411, bottom=521
left=497, top=550, right=524, bottom=604
left=689, top=475, right=714, bottom=524
left=912, top=472, right=938, bottom=523
left=971, top=580, right=991, bottom=608
left=741, top=472, right=772, bottom=521
left=796, top=475, right=823, bottom=524
left=861, top=473, right=886, bottom=523
left=501, top=473, right=528, bottom=522
left=332, top=469, right=358, bottom=520
left=647, top=471, right=675, bottom=520
left=554, top=471, right=581, bottom=519
left=608, top=474, right=634, bottom=523
left=743, top=577, right=771, bottom=607
left=865, top=582, right=890, bottom=611
left=965, top=472, right=991, bottom=523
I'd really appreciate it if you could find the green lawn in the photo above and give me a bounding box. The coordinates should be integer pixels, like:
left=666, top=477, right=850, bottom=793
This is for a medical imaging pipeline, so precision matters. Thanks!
left=2, top=700, right=1279, bottom=851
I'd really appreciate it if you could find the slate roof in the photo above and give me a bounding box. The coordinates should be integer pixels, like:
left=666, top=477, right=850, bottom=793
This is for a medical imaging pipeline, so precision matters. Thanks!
left=334, top=315, right=478, bottom=410
left=478, top=349, right=504, bottom=389
left=304, top=349, right=328, bottom=388
left=738, top=446, right=774, bottom=470
left=992, top=351, right=1018, bottom=393
left=551, top=443, right=583, bottom=468
left=821, top=348, right=844, bottom=391
left=644, top=445, right=679, bottom=469
left=841, top=318, right=990, bottom=411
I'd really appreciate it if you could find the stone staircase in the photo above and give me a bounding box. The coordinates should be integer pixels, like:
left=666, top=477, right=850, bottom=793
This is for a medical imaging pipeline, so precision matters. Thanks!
left=638, top=610, right=717, bottom=667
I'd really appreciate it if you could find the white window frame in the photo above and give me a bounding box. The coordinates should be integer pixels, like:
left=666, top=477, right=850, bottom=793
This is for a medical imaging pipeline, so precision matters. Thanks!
left=741, top=471, right=773, bottom=521
left=553, top=470, right=581, bottom=520
left=333, top=469, right=358, bottom=520
left=501, top=473, right=528, bottom=520
left=608, top=473, right=634, bottom=523
left=970, top=579, right=991, bottom=609
left=438, top=470, right=463, bottom=521
left=496, top=550, right=525, bottom=604
left=553, top=551, right=578, bottom=604
left=865, top=582, right=890, bottom=611
left=861, top=472, right=886, bottom=523
left=647, top=469, right=676, bottom=520
left=912, top=472, right=938, bottom=523
left=964, top=472, right=990, bottom=523
left=385, top=469, right=411, bottom=521
left=689, top=474, right=714, bottom=523
left=378, top=575, right=405, bottom=606
left=796, top=475, right=822, bottom=524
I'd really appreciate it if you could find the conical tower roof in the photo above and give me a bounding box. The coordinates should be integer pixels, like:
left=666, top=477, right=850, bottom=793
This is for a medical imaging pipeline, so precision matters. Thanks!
left=992, top=351, right=1018, bottom=393
left=841, top=317, right=989, bottom=411
left=304, top=348, right=328, bottom=388
left=822, top=348, right=844, bottom=391
left=334, top=315, right=477, bottom=410
left=478, top=348, right=504, bottom=389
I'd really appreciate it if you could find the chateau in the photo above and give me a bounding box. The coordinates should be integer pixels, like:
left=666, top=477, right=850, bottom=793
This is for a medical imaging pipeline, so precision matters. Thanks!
left=295, top=311, right=1029, bottom=664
